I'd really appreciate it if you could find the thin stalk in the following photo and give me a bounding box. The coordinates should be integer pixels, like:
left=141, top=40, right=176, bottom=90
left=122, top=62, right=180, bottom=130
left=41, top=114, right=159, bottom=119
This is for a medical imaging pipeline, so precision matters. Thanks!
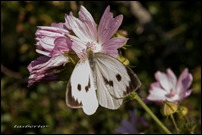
left=133, top=92, right=172, bottom=134
left=170, top=114, right=179, bottom=133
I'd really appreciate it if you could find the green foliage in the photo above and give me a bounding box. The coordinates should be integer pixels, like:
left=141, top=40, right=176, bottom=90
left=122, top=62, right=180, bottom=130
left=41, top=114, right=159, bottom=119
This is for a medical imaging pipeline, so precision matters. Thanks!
left=1, top=1, right=201, bottom=134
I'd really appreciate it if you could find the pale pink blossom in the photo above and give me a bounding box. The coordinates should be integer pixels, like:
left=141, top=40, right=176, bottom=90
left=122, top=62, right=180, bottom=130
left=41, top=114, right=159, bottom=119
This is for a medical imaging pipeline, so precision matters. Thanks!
left=35, top=24, right=70, bottom=57
left=64, top=6, right=128, bottom=58
left=27, top=24, right=72, bottom=86
left=147, top=68, right=193, bottom=103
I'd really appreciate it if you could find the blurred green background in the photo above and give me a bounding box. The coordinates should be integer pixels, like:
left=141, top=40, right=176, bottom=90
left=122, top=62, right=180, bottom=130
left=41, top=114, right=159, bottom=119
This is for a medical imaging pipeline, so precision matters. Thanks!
left=1, top=1, right=201, bottom=134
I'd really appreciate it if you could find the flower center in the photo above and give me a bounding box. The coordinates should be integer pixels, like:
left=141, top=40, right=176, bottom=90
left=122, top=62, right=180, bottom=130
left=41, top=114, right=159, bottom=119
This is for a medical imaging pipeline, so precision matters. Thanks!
left=165, top=89, right=176, bottom=98
left=86, top=42, right=102, bottom=53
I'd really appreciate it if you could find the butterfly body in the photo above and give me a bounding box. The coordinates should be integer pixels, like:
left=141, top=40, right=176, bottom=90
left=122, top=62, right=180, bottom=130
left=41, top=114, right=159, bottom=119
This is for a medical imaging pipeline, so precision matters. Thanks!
left=66, top=50, right=141, bottom=115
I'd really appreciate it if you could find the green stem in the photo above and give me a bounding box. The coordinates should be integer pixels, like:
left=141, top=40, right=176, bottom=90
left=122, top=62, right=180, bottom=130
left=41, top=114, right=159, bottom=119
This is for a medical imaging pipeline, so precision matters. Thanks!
left=170, top=114, right=179, bottom=133
left=133, top=92, right=172, bottom=134
left=69, top=56, right=76, bottom=65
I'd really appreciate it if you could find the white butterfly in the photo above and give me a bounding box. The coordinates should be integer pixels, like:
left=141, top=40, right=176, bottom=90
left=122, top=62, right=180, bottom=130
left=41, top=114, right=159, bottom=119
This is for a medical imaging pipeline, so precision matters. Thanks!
left=66, top=49, right=141, bottom=115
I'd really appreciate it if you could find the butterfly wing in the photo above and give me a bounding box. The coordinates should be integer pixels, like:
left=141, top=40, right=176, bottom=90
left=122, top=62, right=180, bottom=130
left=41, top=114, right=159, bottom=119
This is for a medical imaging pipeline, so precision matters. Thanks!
left=94, top=53, right=141, bottom=109
left=66, top=56, right=98, bottom=115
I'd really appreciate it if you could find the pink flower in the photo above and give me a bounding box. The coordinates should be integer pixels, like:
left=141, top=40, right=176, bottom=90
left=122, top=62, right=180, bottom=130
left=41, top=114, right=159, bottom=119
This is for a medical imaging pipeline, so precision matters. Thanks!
left=64, top=6, right=128, bottom=58
left=147, top=68, right=193, bottom=103
left=28, top=24, right=72, bottom=86
left=28, top=5, right=128, bottom=86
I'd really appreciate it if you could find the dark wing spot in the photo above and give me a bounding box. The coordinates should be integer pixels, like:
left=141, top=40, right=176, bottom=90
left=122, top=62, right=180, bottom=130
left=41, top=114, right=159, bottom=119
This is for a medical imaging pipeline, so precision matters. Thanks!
left=85, top=86, right=89, bottom=92
left=103, top=76, right=108, bottom=85
left=108, top=80, right=113, bottom=87
left=85, top=77, right=91, bottom=92
left=103, top=76, right=113, bottom=87
left=77, top=84, right=81, bottom=91
left=88, top=77, right=91, bottom=89
left=67, top=82, right=82, bottom=107
left=116, top=74, right=122, bottom=82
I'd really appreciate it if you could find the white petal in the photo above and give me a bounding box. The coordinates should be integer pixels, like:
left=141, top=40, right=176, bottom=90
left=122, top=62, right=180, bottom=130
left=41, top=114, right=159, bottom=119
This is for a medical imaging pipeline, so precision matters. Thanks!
left=65, top=13, right=95, bottom=43
left=36, top=49, right=50, bottom=56
left=155, top=71, right=172, bottom=92
left=166, top=68, right=177, bottom=88
left=147, top=87, right=167, bottom=102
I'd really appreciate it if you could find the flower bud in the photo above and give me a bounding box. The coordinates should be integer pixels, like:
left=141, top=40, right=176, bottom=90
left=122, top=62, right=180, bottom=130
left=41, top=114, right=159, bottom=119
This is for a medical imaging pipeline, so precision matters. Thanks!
left=178, top=106, right=188, bottom=116
left=161, top=101, right=178, bottom=116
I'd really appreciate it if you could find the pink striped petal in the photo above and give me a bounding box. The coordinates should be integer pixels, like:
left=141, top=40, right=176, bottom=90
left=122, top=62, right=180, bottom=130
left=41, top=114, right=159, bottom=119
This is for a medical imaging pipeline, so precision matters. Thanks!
left=36, top=26, right=69, bottom=37
left=51, top=37, right=72, bottom=56
left=28, top=55, right=68, bottom=74
left=79, top=6, right=97, bottom=41
left=27, top=55, right=69, bottom=86
left=51, top=22, right=67, bottom=29
left=101, top=37, right=128, bottom=58
left=102, top=37, right=128, bottom=50
left=28, top=71, right=58, bottom=87
left=98, top=6, right=123, bottom=44
left=68, top=35, right=88, bottom=58
left=28, top=56, right=50, bottom=72
left=185, top=89, right=192, bottom=97
left=105, top=50, right=119, bottom=58
left=176, top=68, right=193, bottom=94
left=37, top=37, right=55, bottom=51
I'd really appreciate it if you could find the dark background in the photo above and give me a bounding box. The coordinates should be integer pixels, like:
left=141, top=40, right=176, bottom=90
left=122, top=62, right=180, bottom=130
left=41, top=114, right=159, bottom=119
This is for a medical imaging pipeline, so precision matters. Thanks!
left=1, top=1, right=201, bottom=134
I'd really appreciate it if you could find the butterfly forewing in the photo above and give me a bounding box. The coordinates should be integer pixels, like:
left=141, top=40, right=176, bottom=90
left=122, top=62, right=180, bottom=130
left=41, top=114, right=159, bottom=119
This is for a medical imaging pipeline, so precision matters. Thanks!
left=66, top=56, right=99, bottom=115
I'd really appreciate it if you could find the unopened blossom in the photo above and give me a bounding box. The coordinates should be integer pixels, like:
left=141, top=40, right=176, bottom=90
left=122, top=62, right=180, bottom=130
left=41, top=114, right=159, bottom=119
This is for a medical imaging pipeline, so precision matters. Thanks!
left=64, top=6, right=128, bottom=58
left=27, top=24, right=72, bottom=86
left=147, top=68, right=193, bottom=103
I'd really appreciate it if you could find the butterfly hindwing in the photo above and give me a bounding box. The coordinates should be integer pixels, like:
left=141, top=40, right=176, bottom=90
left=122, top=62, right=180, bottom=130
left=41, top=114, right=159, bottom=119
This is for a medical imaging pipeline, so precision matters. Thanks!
left=94, top=53, right=141, bottom=109
left=66, top=56, right=99, bottom=115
